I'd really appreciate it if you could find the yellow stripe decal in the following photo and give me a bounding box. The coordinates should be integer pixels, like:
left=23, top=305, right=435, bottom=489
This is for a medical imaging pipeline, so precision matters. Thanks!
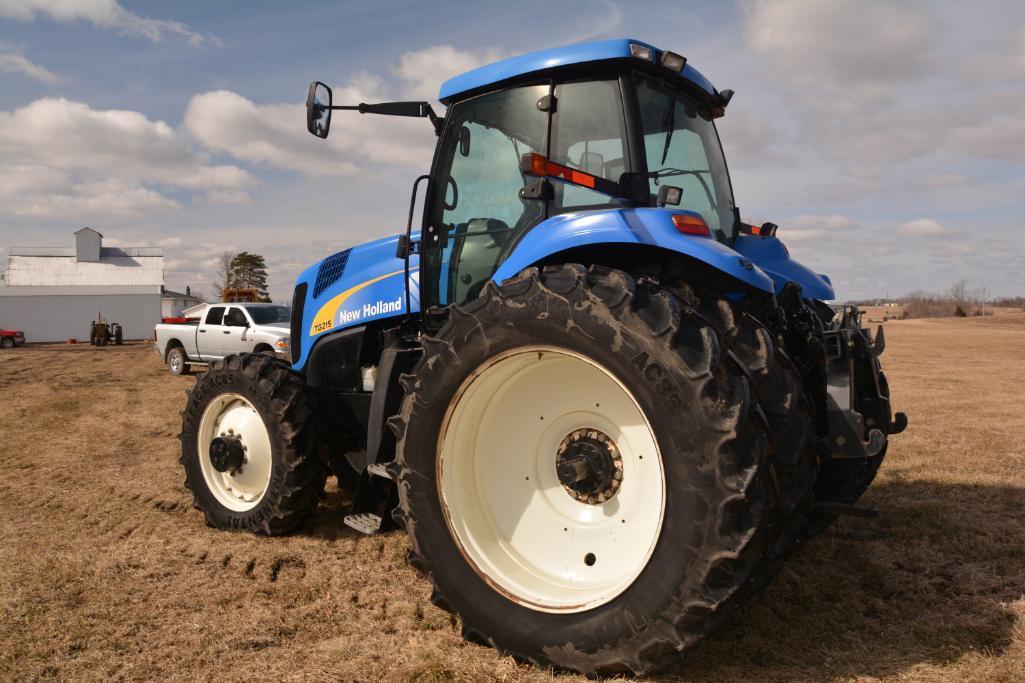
left=308, top=269, right=407, bottom=337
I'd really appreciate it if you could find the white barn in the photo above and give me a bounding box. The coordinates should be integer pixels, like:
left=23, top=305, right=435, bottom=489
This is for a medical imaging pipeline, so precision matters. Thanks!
left=0, top=228, right=164, bottom=342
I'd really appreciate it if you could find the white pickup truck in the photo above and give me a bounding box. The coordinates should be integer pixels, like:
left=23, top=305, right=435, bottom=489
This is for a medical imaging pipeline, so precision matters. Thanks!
left=154, top=302, right=291, bottom=375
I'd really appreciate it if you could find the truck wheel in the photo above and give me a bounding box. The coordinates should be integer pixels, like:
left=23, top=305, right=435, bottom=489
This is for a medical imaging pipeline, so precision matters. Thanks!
left=391, top=264, right=815, bottom=675
left=179, top=354, right=327, bottom=535
left=1, top=337, right=13, bottom=349
left=167, top=347, right=190, bottom=376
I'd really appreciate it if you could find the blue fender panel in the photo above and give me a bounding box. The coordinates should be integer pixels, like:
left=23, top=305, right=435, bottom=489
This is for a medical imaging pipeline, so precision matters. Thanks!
left=490, top=208, right=776, bottom=293
left=292, top=233, right=419, bottom=370
left=732, top=234, right=835, bottom=300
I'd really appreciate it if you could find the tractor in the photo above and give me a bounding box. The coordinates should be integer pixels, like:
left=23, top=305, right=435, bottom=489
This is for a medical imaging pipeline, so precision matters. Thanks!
left=178, top=39, right=906, bottom=675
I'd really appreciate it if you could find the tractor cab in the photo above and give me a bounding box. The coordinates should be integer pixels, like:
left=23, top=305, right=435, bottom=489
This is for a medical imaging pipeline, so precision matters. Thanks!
left=306, top=39, right=739, bottom=319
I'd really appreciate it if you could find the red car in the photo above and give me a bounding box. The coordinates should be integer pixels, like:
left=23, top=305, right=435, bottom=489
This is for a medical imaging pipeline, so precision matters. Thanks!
left=1, top=328, right=25, bottom=348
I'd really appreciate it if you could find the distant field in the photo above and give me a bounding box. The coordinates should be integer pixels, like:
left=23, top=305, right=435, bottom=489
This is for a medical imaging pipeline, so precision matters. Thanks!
left=2, top=312, right=1025, bottom=681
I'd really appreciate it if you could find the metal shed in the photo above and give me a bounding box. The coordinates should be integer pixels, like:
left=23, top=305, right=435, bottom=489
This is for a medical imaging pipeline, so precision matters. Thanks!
left=0, top=228, right=164, bottom=342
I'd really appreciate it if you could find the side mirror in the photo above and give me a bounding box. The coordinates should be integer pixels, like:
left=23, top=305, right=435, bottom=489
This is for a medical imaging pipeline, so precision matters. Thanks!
left=306, top=81, right=332, bottom=138
left=458, top=126, right=471, bottom=156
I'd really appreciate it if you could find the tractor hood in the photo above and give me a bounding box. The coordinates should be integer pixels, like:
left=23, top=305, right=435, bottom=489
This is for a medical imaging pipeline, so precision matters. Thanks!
left=291, top=234, right=420, bottom=369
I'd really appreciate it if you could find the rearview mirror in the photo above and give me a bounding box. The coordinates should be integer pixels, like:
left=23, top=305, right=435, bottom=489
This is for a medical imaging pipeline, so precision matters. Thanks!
left=306, top=81, right=332, bottom=138
left=458, top=126, right=471, bottom=156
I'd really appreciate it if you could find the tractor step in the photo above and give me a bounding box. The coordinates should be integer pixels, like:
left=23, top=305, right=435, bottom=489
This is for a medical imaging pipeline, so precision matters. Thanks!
left=367, top=462, right=392, bottom=479
left=814, top=502, right=880, bottom=518
left=343, top=512, right=384, bottom=535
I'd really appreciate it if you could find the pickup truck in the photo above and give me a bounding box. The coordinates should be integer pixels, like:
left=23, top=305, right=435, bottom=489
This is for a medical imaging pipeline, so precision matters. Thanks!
left=154, top=303, right=290, bottom=375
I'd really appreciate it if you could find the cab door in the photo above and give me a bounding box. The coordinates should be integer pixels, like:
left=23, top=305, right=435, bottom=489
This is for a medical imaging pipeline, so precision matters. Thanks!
left=222, top=306, right=252, bottom=355
left=197, top=306, right=226, bottom=360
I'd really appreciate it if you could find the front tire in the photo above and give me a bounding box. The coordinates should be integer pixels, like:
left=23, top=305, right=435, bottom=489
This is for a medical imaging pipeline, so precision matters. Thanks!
left=392, top=265, right=813, bottom=675
left=179, top=354, right=327, bottom=534
left=1, top=337, right=13, bottom=349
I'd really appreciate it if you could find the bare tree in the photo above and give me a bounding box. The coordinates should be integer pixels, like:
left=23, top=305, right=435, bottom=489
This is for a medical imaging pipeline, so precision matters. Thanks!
left=947, top=279, right=969, bottom=316
left=212, top=251, right=234, bottom=301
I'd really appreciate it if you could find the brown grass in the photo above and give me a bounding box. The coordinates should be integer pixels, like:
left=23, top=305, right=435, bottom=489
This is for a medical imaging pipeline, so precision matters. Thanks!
left=2, top=312, right=1025, bottom=681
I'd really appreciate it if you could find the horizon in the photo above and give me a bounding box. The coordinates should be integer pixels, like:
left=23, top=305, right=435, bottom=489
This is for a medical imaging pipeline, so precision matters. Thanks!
left=1, top=0, right=1023, bottom=301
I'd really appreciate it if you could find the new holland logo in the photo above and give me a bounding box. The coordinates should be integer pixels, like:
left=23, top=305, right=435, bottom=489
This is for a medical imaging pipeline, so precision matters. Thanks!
left=338, top=297, right=402, bottom=325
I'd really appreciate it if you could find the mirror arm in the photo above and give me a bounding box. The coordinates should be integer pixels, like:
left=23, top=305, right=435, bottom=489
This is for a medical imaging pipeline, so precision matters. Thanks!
left=324, top=102, right=444, bottom=135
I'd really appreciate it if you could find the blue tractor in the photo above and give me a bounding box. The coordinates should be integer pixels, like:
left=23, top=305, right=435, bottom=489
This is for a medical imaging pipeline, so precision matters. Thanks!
left=179, top=39, right=906, bottom=674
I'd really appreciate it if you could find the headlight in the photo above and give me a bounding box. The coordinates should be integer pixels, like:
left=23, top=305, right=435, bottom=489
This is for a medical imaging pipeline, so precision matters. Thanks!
left=275, top=338, right=290, bottom=349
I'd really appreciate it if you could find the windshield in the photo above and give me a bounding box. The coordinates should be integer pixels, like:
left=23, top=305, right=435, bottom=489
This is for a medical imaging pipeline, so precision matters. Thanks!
left=634, top=74, right=736, bottom=240
left=246, top=305, right=290, bottom=324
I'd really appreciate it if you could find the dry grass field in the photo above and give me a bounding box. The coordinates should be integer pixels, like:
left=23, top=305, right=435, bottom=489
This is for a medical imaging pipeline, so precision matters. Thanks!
left=2, top=310, right=1025, bottom=681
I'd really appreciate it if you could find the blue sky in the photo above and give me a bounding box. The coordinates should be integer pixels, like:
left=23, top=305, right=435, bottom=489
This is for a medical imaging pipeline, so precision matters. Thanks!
left=1, top=0, right=1023, bottom=301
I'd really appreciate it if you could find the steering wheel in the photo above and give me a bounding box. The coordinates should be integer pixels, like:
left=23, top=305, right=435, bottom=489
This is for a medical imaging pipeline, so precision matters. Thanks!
left=444, top=176, right=458, bottom=211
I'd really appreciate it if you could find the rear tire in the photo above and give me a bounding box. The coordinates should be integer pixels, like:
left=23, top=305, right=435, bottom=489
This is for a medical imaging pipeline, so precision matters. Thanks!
left=1, top=337, right=13, bottom=349
left=179, top=354, right=327, bottom=534
left=392, top=265, right=816, bottom=675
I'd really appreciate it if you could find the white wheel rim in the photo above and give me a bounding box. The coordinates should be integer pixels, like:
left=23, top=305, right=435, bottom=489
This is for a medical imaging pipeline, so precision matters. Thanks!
left=197, top=393, right=273, bottom=511
left=437, top=346, right=666, bottom=613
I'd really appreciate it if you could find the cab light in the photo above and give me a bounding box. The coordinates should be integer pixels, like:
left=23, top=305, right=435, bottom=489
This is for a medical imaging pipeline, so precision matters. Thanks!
left=661, top=50, right=687, bottom=72
left=630, top=43, right=654, bottom=61
left=672, top=213, right=711, bottom=237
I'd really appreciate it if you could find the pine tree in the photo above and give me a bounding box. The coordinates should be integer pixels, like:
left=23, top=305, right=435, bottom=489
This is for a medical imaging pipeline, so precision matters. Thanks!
left=229, top=252, right=271, bottom=301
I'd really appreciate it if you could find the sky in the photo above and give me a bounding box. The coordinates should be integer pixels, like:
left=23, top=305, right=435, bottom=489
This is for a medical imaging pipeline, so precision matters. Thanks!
left=1, top=0, right=1023, bottom=302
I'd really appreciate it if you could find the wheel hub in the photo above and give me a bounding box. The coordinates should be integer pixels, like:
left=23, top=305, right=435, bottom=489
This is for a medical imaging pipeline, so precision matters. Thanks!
left=556, top=428, right=623, bottom=504
left=209, top=433, right=245, bottom=473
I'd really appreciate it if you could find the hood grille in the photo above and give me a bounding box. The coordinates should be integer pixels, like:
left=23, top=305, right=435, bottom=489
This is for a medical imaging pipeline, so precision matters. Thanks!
left=313, top=249, right=351, bottom=298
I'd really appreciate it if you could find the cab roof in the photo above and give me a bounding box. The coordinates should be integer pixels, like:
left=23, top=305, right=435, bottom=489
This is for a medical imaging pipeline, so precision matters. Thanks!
left=438, top=38, right=718, bottom=104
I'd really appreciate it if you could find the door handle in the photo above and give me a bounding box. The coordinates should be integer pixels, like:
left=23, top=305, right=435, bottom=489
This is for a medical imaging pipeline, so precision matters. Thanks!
left=223, top=330, right=230, bottom=334
left=199, top=329, right=206, bottom=333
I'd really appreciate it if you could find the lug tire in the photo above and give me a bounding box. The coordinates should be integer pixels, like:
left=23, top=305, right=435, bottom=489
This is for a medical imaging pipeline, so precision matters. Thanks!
left=167, top=347, right=190, bottom=376
left=391, top=264, right=818, bottom=675
left=179, top=353, right=328, bottom=535
left=1, top=337, right=13, bottom=349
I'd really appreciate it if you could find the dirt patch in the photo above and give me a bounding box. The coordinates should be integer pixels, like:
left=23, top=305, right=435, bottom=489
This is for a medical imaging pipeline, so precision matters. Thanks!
left=2, top=314, right=1025, bottom=680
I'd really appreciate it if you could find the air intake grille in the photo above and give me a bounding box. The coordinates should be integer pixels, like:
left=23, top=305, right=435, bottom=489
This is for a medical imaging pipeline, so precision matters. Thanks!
left=290, top=282, right=307, bottom=365
left=313, top=249, right=351, bottom=298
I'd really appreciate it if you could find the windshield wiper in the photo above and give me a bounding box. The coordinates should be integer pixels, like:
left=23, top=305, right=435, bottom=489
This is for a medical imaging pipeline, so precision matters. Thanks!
left=659, top=99, right=676, bottom=166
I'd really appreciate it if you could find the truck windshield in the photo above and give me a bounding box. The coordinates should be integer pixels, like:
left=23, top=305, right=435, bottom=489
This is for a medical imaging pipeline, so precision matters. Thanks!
left=634, top=74, right=736, bottom=241
left=247, top=306, right=290, bottom=324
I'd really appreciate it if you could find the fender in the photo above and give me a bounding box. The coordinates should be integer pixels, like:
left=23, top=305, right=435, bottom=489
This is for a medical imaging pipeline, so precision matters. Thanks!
left=491, top=208, right=776, bottom=293
left=733, top=233, right=835, bottom=300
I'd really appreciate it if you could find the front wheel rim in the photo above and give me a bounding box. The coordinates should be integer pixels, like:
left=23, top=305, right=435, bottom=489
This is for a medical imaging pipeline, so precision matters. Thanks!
left=437, top=346, right=666, bottom=613
left=197, top=393, right=273, bottom=511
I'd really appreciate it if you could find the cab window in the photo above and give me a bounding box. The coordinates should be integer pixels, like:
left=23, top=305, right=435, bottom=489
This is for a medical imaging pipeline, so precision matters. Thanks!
left=224, top=307, right=249, bottom=327
left=204, top=307, right=225, bottom=325
left=549, top=79, right=628, bottom=211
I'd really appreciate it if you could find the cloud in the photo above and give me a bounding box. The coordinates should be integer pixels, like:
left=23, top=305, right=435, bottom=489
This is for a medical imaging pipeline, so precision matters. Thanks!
left=393, top=45, right=503, bottom=102
left=784, top=214, right=860, bottom=232
left=899, top=218, right=946, bottom=236
left=915, top=173, right=973, bottom=191
left=0, top=0, right=214, bottom=45
left=0, top=48, right=61, bottom=84
left=745, top=0, right=937, bottom=94
left=966, top=26, right=1025, bottom=81
left=0, top=97, right=254, bottom=221
left=185, top=45, right=501, bottom=176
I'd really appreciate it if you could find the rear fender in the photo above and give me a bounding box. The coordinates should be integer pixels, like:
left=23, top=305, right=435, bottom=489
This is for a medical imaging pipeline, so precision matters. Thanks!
left=491, top=208, right=775, bottom=293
